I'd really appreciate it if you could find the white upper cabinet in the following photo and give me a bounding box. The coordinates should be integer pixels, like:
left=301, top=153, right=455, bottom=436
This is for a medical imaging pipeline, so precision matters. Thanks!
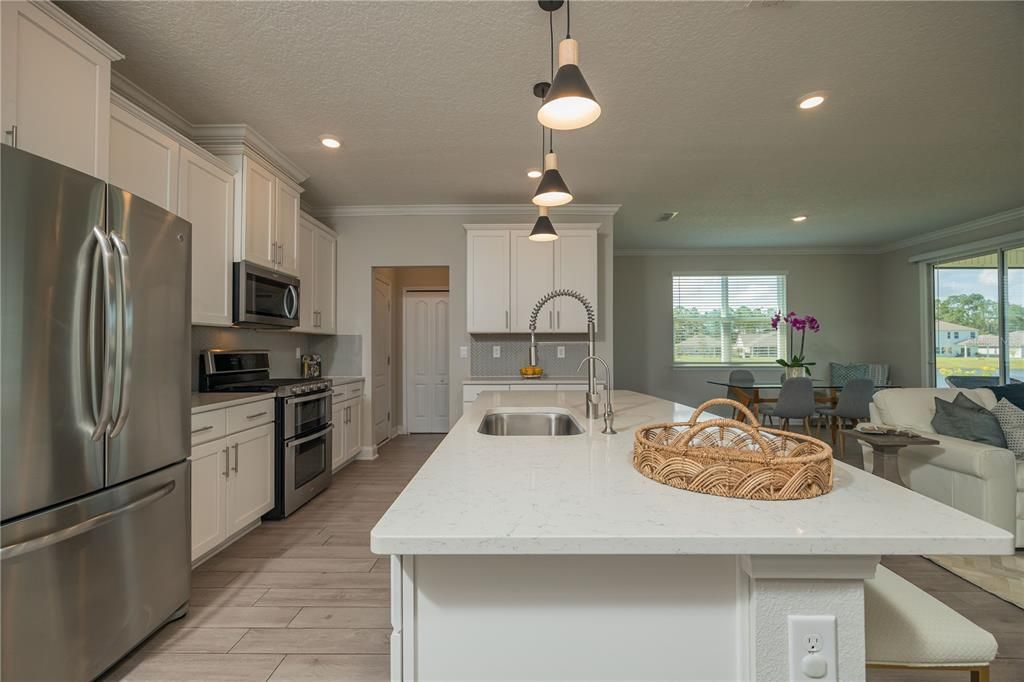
left=466, top=226, right=599, bottom=335
left=313, top=226, right=337, bottom=333
left=466, top=230, right=511, bottom=333
left=274, top=180, right=300, bottom=276
left=554, top=231, right=598, bottom=332
left=109, top=98, right=179, bottom=210
left=239, top=155, right=277, bottom=270
left=178, top=147, right=235, bottom=327
left=296, top=218, right=316, bottom=333
left=510, top=230, right=555, bottom=333
left=1, top=1, right=121, bottom=178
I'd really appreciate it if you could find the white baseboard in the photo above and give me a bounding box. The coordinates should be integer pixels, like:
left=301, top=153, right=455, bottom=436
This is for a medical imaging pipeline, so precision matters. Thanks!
left=356, top=446, right=378, bottom=461
left=396, top=424, right=408, bottom=436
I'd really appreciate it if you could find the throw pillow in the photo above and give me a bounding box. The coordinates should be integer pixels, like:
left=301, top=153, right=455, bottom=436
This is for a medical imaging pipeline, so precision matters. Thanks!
left=991, top=398, right=1024, bottom=460
left=830, top=362, right=870, bottom=386
left=931, top=397, right=1007, bottom=448
left=990, top=383, right=1024, bottom=411
left=951, top=392, right=989, bottom=413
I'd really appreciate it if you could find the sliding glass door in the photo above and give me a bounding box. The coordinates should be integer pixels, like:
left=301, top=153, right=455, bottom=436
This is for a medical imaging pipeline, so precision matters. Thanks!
left=931, top=245, right=1024, bottom=386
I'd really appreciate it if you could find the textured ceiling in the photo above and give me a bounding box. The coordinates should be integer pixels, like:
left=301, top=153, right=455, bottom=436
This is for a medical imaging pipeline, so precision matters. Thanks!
left=61, top=1, right=1023, bottom=249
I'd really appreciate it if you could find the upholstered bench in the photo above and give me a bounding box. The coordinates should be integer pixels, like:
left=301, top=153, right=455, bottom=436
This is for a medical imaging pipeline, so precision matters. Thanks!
left=865, top=566, right=997, bottom=681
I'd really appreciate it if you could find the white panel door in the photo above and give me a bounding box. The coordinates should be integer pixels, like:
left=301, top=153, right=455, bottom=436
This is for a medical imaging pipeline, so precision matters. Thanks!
left=241, top=156, right=276, bottom=269
left=554, top=231, right=598, bottom=332
left=108, top=103, right=179, bottom=210
left=178, top=147, right=234, bottom=326
left=225, top=423, right=274, bottom=535
left=275, top=179, right=300, bottom=276
left=510, top=230, right=555, bottom=333
left=295, top=218, right=316, bottom=332
left=405, top=291, right=450, bottom=433
left=466, top=231, right=510, bottom=332
left=0, top=1, right=113, bottom=178
left=189, top=438, right=228, bottom=562
left=314, top=228, right=337, bottom=333
left=372, top=275, right=393, bottom=445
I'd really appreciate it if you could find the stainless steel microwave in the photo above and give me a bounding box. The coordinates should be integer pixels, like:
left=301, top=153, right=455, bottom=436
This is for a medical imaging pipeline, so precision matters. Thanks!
left=233, top=261, right=299, bottom=328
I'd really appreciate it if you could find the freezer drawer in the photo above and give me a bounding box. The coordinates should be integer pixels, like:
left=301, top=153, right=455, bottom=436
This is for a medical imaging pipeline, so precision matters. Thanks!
left=0, top=461, right=190, bottom=681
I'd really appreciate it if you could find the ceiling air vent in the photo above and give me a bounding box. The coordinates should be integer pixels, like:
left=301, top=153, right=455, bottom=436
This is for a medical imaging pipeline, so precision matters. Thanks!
left=656, top=212, right=679, bottom=222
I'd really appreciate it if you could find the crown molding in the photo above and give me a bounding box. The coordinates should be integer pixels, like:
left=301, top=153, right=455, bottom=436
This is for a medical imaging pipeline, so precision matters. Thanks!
left=878, top=206, right=1024, bottom=253
left=615, top=246, right=880, bottom=257
left=190, top=124, right=310, bottom=186
left=33, top=1, right=124, bottom=61
left=110, top=71, right=193, bottom=136
left=312, top=203, right=621, bottom=219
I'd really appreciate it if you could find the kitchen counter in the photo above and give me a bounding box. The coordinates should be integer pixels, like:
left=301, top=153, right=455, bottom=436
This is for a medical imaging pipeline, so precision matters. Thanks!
left=372, top=390, right=1013, bottom=681
left=463, top=375, right=592, bottom=384
left=372, top=389, right=1012, bottom=556
left=190, top=392, right=269, bottom=414
left=326, top=376, right=364, bottom=386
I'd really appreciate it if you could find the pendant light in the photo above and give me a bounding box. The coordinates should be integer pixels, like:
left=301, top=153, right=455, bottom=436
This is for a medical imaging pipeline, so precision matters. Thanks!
left=537, top=0, right=600, bottom=131
left=529, top=205, right=558, bottom=242
left=532, top=119, right=572, bottom=207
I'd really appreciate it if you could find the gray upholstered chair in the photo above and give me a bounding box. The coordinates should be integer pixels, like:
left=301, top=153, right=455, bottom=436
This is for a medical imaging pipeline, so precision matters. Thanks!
left=816, top=378, right=874, bottom=456
left=759, top=377, right=816, bottom=432
left=945, top=376, right=1000, bottom=389
left=726, top=369, right=754, bottom=419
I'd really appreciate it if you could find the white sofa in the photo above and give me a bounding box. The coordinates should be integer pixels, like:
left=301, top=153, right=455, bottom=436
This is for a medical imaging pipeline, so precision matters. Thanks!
left=868, top=388, right=1022, bottom=547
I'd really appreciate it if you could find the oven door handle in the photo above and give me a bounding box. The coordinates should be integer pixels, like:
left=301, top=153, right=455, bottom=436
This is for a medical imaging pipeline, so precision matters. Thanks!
left=286, top=424, right=334, bottom=448
left=285, top=392, right=331, bottom=406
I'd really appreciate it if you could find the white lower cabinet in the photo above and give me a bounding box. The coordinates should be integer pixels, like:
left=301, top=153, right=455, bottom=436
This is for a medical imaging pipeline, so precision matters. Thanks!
left=189, top=401, right=275, bottom=564
left=332, top=396, right=363, bottom=470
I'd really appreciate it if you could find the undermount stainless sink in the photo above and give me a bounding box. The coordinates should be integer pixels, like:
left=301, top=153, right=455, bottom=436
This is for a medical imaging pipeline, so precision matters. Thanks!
left=478, top=409, right=584, bottom=436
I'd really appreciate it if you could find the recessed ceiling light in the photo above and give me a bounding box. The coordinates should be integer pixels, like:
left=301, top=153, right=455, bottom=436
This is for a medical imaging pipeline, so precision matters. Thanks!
left=319, top=134, right=341, bottom=149
left=791, top=215, right=808, bottom=223
left=797, top=92, right=827, bottom=110
left=527, top=168, right=542, bottom=179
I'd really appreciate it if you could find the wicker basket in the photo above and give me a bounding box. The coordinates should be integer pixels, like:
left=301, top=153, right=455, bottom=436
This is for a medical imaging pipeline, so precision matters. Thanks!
left=633, top=398, right=833, bottom=501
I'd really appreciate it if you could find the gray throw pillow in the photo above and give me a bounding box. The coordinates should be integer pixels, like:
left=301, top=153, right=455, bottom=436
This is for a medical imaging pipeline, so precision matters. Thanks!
left=991, top=398, right=1024, bottom=460
left=931, top=397, right=1007, bottom=448
left=951, top=392, right=989, bottom=413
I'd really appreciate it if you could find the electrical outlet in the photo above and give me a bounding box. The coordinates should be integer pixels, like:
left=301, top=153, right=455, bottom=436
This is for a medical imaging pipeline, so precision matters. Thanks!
left=295, top=347, right=302, bottom=359
left=557, top=345, right=566, bottom=358
left=459, top=346, right=468, bottom=359
left=492, top=345, right=501, bottom=358
left=788, top=615, right=836, bottom=681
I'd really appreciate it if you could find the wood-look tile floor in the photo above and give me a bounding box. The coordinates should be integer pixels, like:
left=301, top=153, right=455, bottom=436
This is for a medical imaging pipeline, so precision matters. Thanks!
left=103, top=433, right=1022, bottom=681
left=103, top=434, right=441, bottom=682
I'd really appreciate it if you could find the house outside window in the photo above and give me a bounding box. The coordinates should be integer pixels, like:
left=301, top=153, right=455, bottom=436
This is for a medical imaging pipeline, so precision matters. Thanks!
left=673, top=274, right=787, bottom=366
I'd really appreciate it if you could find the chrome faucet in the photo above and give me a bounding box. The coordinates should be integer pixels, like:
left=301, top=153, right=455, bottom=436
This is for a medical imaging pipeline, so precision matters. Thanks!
left=577, top=355, right=615, bottom=434
left=528, top=290, right=599, bottom=420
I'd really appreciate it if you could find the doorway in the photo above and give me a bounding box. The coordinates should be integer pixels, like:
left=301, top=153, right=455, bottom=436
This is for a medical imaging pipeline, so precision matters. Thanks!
left=404, top=290, right=450, bottom=433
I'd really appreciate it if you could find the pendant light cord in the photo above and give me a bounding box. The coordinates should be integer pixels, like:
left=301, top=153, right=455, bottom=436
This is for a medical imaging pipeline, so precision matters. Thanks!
left=548, top=9, right=555, bottom=154
left=566, top=0, right=571, bottom=38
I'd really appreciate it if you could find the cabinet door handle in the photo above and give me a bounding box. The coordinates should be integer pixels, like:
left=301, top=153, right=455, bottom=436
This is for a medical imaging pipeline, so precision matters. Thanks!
left=223, top=447, right=230, bottom=478
left=192, top=424, right=214, bottom=434
left=271, top=241, right=277, bottom=264
left=505, top=310, right=509, bottom=330
left=232, top=443, right=239, bottom=473
left=6, top=125, right=17, bottom=148
left=549, top=310, right=553, bottom=329
left=557, top=310, right=561, bottom=329
left=246, top=411, right=268, bottom=420
left=345, top=406, right=351, bottom=424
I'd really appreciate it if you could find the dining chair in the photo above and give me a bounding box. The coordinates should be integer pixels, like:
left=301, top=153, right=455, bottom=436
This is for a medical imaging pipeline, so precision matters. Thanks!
left=759, top=377, right=816, bottom=432
left=945, top=376, right=999, bottom=389
left=726, top=369, right=755, bottom=419
left=816, top=378, right=875, bottom=457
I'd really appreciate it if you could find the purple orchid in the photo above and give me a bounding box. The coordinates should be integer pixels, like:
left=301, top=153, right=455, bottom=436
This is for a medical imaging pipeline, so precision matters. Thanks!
left=772, top=311, right=821, bottom=373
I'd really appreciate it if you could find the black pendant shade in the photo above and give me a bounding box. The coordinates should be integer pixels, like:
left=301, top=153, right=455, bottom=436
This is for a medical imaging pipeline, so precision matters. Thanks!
left=539, top=63, right=601, bottom=130
left=532, top=168, right=572, bottom=207
left=529, top=214, right=558, bottom=242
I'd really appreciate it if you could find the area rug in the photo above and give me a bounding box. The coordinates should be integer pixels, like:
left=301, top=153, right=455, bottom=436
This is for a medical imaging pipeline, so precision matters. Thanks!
left=927, top=552, right=1024, bottom=609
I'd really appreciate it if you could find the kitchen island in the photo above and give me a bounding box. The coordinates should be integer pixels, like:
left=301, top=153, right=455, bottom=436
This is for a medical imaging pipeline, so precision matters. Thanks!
left=371, top=390, right=1013, bottom=681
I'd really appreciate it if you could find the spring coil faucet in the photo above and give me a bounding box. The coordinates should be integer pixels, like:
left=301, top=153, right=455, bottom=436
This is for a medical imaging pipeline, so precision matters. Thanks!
left=528, top=290, right=601, bottom=420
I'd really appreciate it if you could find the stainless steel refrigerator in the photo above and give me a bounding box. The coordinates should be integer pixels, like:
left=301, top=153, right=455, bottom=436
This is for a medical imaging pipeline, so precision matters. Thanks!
left=1, top=145, right=192, bottom=680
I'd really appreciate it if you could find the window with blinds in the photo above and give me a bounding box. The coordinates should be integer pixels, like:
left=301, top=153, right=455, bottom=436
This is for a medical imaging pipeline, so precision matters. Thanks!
left=672, top=274, right=788, bottom=365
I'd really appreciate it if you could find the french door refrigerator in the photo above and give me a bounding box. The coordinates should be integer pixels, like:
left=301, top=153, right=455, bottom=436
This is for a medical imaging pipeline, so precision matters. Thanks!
left=1, top=145, right=192, bottom=680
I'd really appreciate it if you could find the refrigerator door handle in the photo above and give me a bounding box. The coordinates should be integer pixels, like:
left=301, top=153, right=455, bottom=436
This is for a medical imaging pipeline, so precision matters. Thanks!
left=91, top=227, right=117, bottom=441
left=109, top=233, right=133, bottom=438
left=0, top=481, right=176, bottom=560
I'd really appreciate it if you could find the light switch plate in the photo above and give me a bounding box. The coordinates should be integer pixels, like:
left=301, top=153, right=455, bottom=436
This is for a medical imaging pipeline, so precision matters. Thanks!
left=295, top=347, right=302, bottom=359
left=492, top=345, right=501, bottom=358
left=557, top=345, right=566, bottom=358
left=788, top=615, right=837, bottom=681
left=459, top=346, right=468, bottom=359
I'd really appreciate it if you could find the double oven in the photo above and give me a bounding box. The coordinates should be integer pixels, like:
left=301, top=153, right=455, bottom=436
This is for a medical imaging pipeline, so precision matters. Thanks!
left=199, top=349, right=333, bottom=518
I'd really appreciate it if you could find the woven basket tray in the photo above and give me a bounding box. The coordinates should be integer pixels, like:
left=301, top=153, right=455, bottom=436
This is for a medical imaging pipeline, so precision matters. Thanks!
left=633, top=398, right=833, bottom=501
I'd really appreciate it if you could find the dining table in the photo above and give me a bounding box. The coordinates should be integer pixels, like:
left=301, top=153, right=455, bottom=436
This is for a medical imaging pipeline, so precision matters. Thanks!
left=705, top=380, right=900, bottom=421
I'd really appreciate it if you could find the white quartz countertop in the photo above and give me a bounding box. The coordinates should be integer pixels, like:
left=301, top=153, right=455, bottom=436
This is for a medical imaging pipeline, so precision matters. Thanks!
left=191, top=392, right=270, bottom=414
left=371, top=390, right=1014, bottom=556
left=464, top=376, right=593, bottom=384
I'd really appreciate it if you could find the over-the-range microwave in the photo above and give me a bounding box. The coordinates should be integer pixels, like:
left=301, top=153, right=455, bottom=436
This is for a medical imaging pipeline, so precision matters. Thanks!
left=233, top=260, right=300, bottom=328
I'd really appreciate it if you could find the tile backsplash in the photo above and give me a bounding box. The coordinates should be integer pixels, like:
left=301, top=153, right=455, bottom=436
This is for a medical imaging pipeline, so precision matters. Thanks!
left=470, top=334, right=591, bottom=377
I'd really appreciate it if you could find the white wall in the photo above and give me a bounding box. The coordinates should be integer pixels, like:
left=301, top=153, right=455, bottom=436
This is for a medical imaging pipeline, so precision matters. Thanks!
left=325, top=211, right=614, bottom=452
left=614, top=253, right=882, bottom=411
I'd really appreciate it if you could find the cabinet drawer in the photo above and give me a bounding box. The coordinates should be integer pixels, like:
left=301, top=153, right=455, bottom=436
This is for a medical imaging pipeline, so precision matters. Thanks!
left=333, top=385, right=350, bottom=401
left=226, top=399, right=275, bottom=434
left=191, top=409, right=227, bottom=446
left=462, top=384, right=510, bottom=402
left=347, top=382, right=364, bottom=399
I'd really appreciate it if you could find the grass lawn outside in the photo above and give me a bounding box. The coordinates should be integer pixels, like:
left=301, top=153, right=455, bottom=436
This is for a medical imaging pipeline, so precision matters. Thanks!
left=936, top=356, right=1024, bottom=383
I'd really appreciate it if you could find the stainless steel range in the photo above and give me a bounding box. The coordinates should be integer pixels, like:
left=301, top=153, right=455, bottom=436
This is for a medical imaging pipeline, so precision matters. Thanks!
left=199, top=350, right=333, bottom=518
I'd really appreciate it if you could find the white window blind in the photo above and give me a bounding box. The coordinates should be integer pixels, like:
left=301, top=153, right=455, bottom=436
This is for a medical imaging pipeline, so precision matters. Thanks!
left=672, top=274, right=787, bottom=365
